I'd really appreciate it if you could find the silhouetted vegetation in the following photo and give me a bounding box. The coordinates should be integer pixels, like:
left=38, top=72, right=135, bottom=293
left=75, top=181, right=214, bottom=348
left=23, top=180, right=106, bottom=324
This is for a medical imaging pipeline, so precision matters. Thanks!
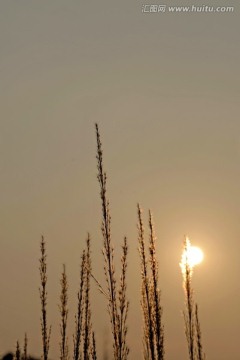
left=4, top=124, right=206, bottom=360
left=181, top=238, right=206, bottom=360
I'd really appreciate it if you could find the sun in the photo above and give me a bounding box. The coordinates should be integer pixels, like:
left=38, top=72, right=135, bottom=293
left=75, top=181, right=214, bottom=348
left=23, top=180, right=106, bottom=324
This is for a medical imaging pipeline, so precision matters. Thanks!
left=180, top=237, right=204, bottom=271
left=187, top=246, right=204, bottom=267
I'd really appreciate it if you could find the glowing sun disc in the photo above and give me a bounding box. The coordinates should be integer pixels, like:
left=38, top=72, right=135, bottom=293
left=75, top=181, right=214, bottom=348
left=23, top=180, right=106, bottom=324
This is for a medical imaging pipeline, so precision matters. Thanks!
left=188, top=246, right=204, bottom=267
left=181, top=238, right=204, bottom=270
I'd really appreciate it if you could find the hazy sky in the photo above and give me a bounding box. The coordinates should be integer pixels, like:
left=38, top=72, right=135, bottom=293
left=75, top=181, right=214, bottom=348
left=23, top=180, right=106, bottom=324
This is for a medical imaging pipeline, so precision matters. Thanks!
left=0, top=1, right=240, bottom=359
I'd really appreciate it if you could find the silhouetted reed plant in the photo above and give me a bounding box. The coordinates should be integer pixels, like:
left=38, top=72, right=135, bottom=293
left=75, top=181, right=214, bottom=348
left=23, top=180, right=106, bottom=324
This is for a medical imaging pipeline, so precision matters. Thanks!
left=95, top=123, right=129, bottom=360
left=23, top=333, right=28, bottom=360
left=181, top=238, right=206, bottom=360
left=14, top=341, right=21, bottom=360
left=39, top=236, right=51, bottom=360
left=13, top=334, right=28, bottom=360
left=73, top=235, right=97, bottom=360
left=195, top=304, right=205, bottom=360
left=82, top=235, right=97, bottom=360
left=59, top=265, right=69, bottom=360
left=73, top=249, right=85, bottom=360
left=137, top=205, right=165, bottom=360
left=10, top=124, right=207, bottom=360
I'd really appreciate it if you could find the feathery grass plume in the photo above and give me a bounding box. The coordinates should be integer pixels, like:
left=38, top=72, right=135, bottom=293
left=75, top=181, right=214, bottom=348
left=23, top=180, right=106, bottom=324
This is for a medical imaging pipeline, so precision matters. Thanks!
left=195, top=304, right=206, bottom=360
left=39, top=236, right=51, bottom=360
left=118, top=237, right=129, bottom=360
left=83, top=234, right=93, bottom=360
left=15, top=341, right=21, bottom=360
left=59, top=264, right=69, bottom=360
left=181, top=237, right=195, bottom=360
left=137, top=204, right=155, bottom=360
left=180, top=238, right=207, bottom=360
left=73, top=235, right=97, bottom=360
left=148, top=211, right=165, bottom=360
left=22, top=333, right=28, bottom=360
left=73, top=250, right=86, bottom=360
left=95, top=123, right=129, bottom=360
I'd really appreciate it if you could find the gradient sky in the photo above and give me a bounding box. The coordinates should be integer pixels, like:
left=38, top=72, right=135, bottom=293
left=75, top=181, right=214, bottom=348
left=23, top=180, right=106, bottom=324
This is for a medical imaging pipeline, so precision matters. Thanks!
left=0, top=1, right=240, bottom=359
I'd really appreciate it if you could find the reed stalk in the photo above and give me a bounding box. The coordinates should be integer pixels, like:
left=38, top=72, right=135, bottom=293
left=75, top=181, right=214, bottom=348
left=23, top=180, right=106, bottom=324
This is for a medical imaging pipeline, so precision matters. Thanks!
left=148, top=211, right=164, bottom=360
left=73, top=250, right=86, bottom=360
left=137, top=205, right=155, bottom=360
left=39, top=236, right=51, bottom=360
left=59, top=264, right=69, bottom=360
left=95, top=123, right=129, bottom=360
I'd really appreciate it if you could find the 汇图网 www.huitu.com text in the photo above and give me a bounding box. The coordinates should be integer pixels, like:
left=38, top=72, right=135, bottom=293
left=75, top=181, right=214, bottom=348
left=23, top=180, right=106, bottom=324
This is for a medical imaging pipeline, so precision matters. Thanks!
left=142, top=4, right=234, bottom=13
